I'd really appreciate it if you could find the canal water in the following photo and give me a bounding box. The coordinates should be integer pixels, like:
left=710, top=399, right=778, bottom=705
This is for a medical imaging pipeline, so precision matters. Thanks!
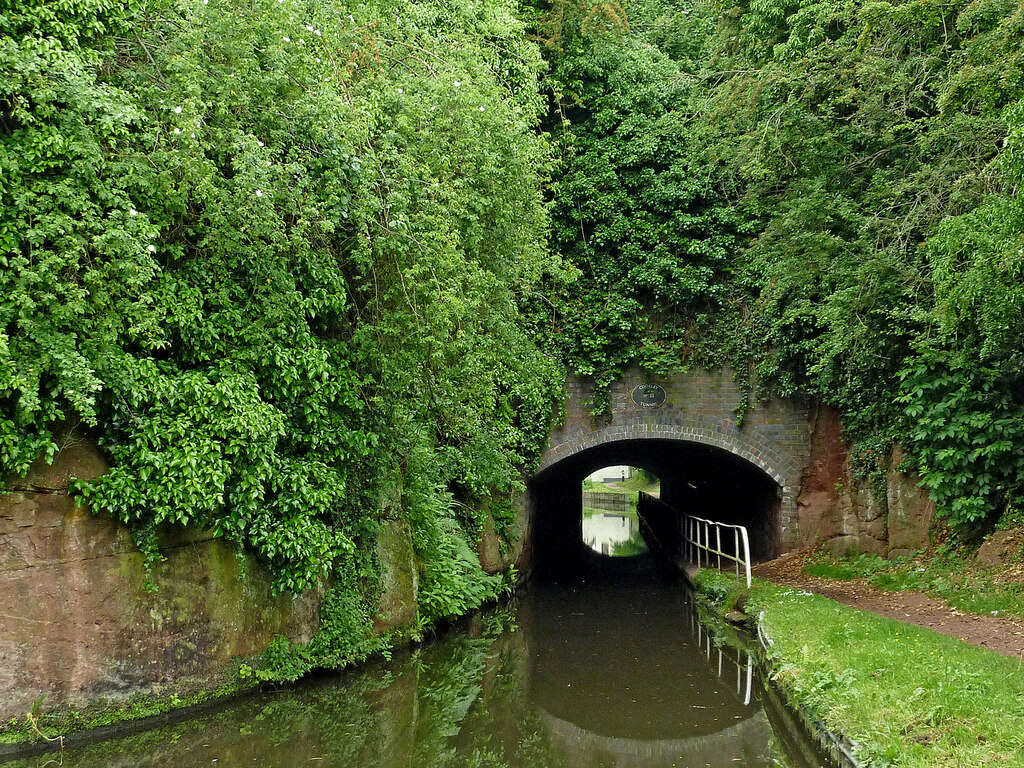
left=4, top=565, right=819, bottom=768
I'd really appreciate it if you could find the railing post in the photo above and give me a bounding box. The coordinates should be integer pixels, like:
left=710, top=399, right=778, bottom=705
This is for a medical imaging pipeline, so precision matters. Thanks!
left=738, top=525, right=751, bottom=588
left=734, top=528, right=740, bottom=579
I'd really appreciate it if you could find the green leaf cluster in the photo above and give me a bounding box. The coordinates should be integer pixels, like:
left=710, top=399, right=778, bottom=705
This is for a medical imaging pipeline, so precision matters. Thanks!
left=537, top=0, right=1024, bottom=529
left=2, top=0, right=562, bottom=624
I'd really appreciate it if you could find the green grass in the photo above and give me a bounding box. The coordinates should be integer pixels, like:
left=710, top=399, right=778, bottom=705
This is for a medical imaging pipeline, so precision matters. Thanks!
left=616, top=473, right=661, bottom=494
left=581, top=478, right=631, bottom=494
left=803, top=549, right=1024, bottom=621
left=693, top=571, right=1024, bottom=768
left=582, top=474, right=661, bottom=496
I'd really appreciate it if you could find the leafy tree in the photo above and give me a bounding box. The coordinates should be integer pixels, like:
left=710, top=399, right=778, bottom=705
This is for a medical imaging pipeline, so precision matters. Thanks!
left=2, top=0, right=562, bottom=614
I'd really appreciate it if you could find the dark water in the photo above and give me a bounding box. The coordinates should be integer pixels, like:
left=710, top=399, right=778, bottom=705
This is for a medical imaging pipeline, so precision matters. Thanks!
left=4, top=569, right=815, bottom=768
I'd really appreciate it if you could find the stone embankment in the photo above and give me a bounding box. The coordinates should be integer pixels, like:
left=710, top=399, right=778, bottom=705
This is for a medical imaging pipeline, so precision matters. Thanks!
left=0, top=427, right=514, bottom=734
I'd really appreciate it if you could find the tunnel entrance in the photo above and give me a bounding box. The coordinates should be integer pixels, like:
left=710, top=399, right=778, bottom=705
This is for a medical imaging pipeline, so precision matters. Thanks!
left=528, top=439, right=781, bottom=578
left=581, top=466, right=659, bottom=557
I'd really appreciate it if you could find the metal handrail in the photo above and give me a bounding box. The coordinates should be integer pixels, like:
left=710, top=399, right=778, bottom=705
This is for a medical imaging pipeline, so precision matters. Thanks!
left=682, top=513, right=752, bottom=588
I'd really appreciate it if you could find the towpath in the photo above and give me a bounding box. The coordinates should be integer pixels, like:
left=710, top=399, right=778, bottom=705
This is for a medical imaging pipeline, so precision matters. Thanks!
left=754, top=550, right=1024, bottom=660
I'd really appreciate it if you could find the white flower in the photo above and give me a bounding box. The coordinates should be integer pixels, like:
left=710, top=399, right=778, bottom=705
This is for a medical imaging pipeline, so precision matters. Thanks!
left=173, top=127, right=181, bottom=134
left=431, top=105, right=437, bottom=110
left=129, top=208, right=138, bottom=217
left=255, top=189, right=263, bottom=197
left=257, top=140, right=264, bottom=147
left=348, top=14, right=354, bottom=21
left=306, top=24, right=313, bottom=31
left=314, top=29, right=321, bottom=36
left=479, top=106, right=485, bottom=112
left=202, top=0, right=207, bottom=5
left=453, top=80, right=460, bottom=88
left=147, top=244, right=156, bottom=253
left=397, top=88, right=403, bottom=94
left=191, top=132, right=196, bottom=138
left=283, top=36, right=290, bottom=42
left=174, top=106, right=182, bottom=114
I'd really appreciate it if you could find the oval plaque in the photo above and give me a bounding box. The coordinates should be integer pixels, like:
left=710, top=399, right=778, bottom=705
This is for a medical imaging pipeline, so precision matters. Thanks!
left=631, top=384, right=666, bottom=408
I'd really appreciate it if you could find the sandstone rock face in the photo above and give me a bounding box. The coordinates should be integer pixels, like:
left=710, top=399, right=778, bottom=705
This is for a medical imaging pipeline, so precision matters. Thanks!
left=885, top=445, right=936, bottom=555
left=0, top=485, right=321, bottom=722
left=476, top=512, right=504, bottom=575
left=795, top=405, right=848, bottom=547
left=0, top=437, right=335, bottom=723
left=1, top=432, right=515, bottom=726
left=795, top=405, right=935, bottom=558
left=374, top=520, right=418, bottom=632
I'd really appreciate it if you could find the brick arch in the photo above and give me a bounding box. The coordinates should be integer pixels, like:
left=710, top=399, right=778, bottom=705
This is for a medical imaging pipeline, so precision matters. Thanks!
left=539, top=419, right=791, bottom=484
left=535, top=369, right=813, bottom=550
left=538, top=417, right=798, bottom=535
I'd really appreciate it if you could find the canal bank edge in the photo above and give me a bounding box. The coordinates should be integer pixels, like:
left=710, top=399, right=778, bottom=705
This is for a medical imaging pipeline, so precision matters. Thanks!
left=685, top=566, right=859, bottom=768
left=687, top=566, right=1024, bottom=768
left=0, top=435, right=521, bottom=753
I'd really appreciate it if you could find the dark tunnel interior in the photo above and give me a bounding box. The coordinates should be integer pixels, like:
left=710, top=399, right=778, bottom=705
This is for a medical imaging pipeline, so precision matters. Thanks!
left=527, top=439, right=781, bottom=578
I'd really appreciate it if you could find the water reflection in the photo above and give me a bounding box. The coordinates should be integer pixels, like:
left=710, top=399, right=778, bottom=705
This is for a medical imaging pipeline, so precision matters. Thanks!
left=581, top=468, right=657, bottom=558
left=582, top=512, right=646, bottom=556
left=2, top=575, right=813, bottom=768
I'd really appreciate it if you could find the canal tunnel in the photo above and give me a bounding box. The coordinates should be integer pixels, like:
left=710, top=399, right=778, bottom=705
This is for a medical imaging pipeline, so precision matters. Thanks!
left=527, top=438, right=781, bottom=578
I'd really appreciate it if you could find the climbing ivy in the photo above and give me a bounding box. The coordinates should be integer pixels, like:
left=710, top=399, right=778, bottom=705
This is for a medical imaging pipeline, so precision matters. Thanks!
left=535, top=0, right=1024, bottom=529
left=2, top=0, right=562, bottom=610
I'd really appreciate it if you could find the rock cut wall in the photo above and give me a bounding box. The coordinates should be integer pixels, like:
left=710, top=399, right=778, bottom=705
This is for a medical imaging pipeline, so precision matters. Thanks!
left=0, top=436, right=324, bottom=722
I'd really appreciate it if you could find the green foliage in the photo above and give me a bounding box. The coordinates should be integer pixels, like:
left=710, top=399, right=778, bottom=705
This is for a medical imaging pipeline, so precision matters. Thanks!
left=2, top=0, right=561, bottom=603
left=538, top=19, right=747, bottom=403
left=804, top=551, right=902, bottom=581
left=609, top=527, right=647, bottom=556
left=691, top=568, right=744, bottom=610
left=536, top=0, right=1024, bottom=530
left=307, top=569, right=391, bottom=668
left=897, top=353, right=1024, bottom=528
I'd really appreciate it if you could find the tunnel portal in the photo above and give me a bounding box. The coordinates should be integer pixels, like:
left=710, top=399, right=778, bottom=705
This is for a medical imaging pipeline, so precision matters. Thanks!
left=527, top=369, right=813, bottom=577
left=528, top=439, right=781, bottom=576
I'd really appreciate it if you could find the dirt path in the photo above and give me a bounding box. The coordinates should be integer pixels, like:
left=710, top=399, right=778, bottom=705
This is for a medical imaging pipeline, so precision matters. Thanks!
left=753, top=550, right=1024, bottom=660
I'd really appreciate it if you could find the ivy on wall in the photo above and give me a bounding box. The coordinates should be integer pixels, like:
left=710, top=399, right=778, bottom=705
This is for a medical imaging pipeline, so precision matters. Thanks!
left=535, top=0, right=1024, bottom=531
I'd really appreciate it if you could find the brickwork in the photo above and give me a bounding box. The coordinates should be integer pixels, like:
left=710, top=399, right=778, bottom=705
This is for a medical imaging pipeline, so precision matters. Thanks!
left=539, top=369, right=813, bottom=550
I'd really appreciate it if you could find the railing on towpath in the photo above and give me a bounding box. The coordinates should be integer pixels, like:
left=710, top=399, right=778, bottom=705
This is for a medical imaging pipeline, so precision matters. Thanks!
left=683, top=513, right=752, bottom=588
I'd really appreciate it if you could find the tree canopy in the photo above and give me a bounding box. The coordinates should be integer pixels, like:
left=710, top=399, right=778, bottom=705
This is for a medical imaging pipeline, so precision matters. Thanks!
left=535, top=0, right=1024, bottom=530
left=2, top=0, right=562, bottom=620
left=3, top=0, right=1024, bottom=624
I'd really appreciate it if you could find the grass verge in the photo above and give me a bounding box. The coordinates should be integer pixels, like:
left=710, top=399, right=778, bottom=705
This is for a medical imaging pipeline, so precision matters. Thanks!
left=693, top=570, right=1024, bottom=768
left=803, top=547, right=1024, bottom=621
